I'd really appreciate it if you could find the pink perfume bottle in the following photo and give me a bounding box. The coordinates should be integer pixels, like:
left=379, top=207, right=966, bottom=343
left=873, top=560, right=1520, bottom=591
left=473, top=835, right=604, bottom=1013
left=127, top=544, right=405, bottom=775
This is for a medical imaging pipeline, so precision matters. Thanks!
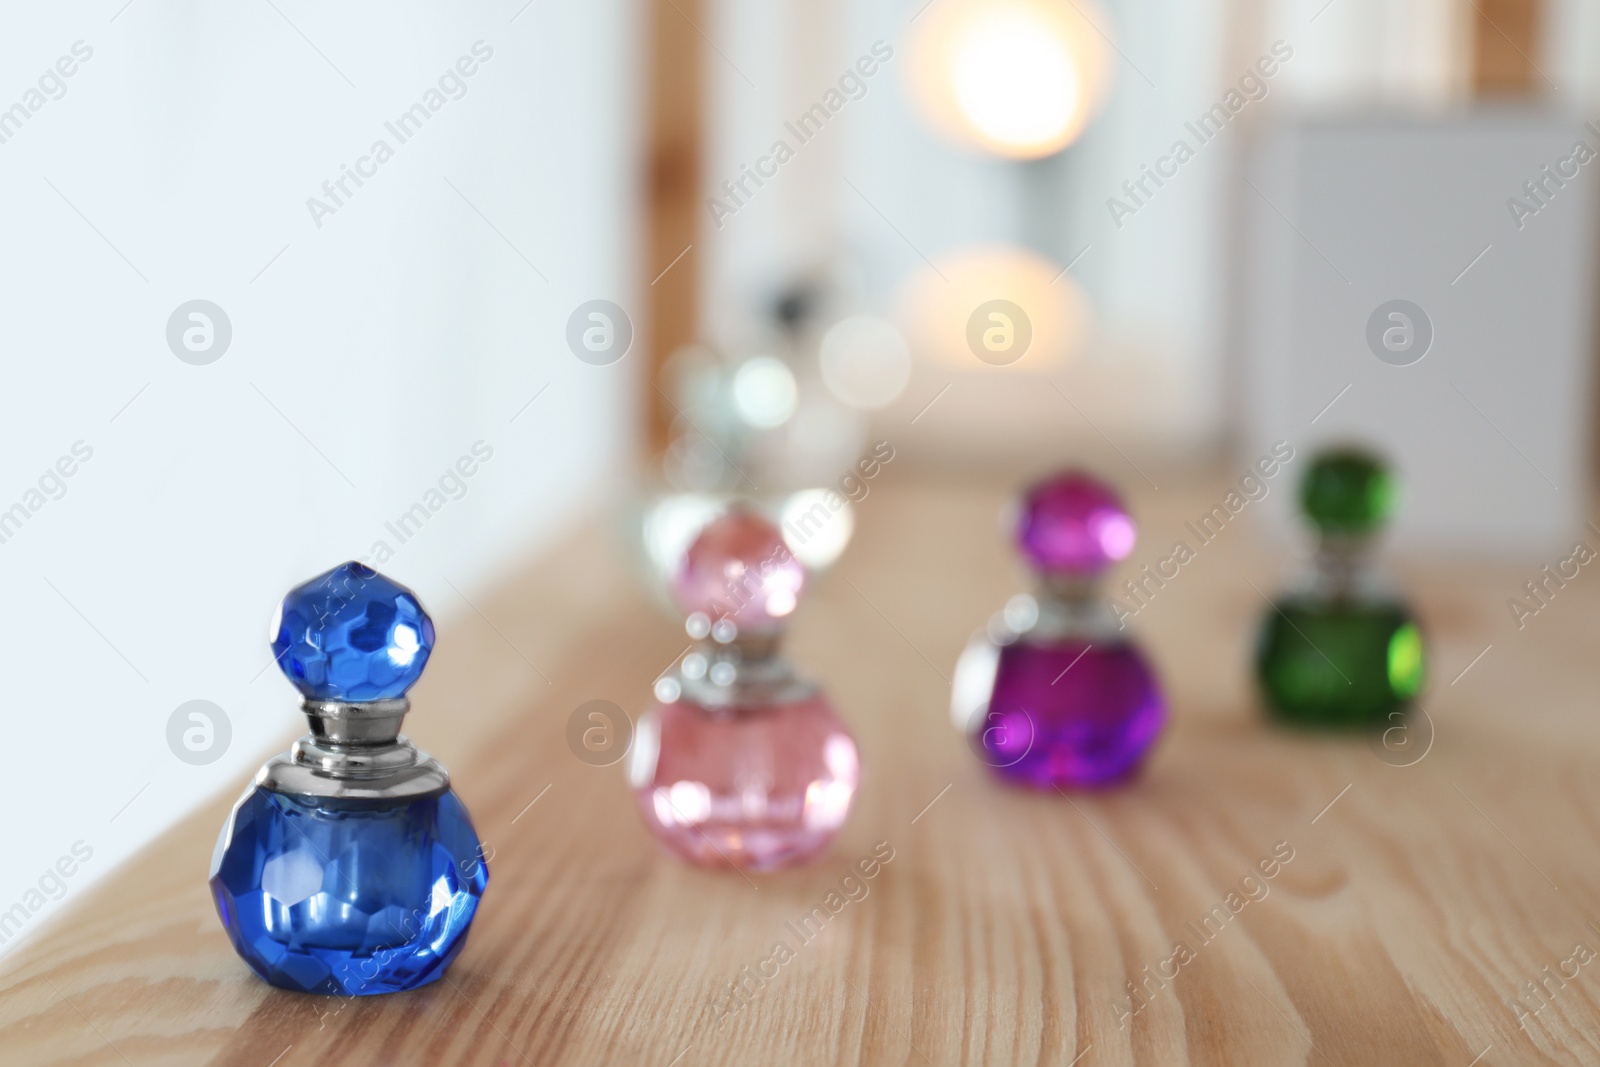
left=954, top=471, right=1166, bottom=788
left=628, top=508, right=860, bottom=870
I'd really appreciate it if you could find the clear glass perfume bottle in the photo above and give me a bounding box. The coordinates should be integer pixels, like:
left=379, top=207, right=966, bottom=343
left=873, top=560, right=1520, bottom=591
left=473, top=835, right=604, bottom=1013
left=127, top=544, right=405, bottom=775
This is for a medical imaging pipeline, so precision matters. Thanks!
left=628, top=508, right=860, bottom=870
left=954, top=471, right=1166, bottom=788
left=210, top=562, right=487, bottom=995
left=1256, top=448, right=1426, bottom=728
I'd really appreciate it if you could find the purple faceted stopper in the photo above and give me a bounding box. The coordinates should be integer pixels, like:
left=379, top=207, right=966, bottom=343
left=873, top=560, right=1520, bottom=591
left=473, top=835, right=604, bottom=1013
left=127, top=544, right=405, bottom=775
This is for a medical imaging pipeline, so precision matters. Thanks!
left=1015, top=470, right=1136, bottom=576
left=672, top=509, right=806, bottom=634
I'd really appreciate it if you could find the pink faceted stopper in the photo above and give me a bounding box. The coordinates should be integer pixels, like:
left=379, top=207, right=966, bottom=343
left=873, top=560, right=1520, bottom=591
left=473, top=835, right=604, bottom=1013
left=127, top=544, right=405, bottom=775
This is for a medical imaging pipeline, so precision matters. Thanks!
left=1016, top=470, right=1136, bottom=576
left=672, top=509, right=806, bottom=633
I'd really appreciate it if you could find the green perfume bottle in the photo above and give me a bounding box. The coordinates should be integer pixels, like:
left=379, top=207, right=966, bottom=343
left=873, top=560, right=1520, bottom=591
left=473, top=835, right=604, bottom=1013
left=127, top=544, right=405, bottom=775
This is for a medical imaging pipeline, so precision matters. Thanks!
left=1255, top=448, right=1426, bottom=728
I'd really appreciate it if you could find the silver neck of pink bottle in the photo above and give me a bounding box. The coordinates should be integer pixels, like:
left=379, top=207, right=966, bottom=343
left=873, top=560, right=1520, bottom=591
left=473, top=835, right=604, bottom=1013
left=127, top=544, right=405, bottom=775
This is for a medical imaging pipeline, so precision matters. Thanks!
left=669, top=613, right=818, bottom=709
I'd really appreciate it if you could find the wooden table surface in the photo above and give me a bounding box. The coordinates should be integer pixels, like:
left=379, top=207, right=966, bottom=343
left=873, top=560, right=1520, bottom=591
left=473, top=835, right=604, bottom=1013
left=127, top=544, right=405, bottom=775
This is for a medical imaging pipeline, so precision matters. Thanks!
left=5, top=470, right=1600, bottom=1067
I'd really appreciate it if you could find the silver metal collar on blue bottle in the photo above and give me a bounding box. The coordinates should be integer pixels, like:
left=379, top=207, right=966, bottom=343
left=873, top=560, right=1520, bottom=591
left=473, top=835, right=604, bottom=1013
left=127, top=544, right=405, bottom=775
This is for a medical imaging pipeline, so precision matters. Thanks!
left=254, top=698, right=449, bottom=801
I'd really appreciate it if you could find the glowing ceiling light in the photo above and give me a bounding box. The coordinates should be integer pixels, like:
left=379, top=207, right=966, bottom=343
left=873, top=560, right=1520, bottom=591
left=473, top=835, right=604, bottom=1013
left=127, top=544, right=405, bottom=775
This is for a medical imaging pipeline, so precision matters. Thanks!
left=953, top=11, right=1079, bottom=151
left=907, top=0, right=1114, bottom=160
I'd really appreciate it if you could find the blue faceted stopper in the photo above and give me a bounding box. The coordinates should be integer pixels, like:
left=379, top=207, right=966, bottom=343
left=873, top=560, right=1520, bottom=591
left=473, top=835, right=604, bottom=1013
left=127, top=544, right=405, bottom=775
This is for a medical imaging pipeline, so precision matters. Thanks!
left=271, top=562, right=434, bottom=702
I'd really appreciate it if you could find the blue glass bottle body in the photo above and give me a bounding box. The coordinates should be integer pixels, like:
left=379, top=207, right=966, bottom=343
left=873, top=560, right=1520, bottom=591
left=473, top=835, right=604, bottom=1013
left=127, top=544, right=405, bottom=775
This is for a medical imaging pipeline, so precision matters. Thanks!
left=210, top=784, right=488, bottom=996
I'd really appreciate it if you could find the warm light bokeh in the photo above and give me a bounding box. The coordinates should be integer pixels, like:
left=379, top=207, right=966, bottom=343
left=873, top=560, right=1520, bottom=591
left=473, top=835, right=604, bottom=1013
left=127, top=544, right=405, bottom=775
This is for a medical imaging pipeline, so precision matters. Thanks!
left=894, top=244, right=1091, bottom=371
left=906, top=0, right=1115, bottom=159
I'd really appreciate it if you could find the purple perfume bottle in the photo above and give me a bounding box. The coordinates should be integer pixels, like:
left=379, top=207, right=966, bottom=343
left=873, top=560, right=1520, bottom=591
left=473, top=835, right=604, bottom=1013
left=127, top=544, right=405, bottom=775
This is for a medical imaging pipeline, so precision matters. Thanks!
left=628, top=508, right=860, bottom=870
left=954, top=471, right=1166, bottom=788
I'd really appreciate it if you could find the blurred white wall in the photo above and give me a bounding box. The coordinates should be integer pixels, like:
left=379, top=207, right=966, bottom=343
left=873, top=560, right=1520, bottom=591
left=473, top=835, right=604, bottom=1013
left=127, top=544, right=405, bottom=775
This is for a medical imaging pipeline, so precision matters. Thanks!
left=0, top=0, right=639, bottom=955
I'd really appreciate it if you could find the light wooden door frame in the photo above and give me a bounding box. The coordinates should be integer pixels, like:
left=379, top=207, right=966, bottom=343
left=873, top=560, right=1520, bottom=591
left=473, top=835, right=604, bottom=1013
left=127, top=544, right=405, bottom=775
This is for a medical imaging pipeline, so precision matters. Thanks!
left=642, top=0, right=707, bottom=456
left=1471, top=0, right=1544, bottom=95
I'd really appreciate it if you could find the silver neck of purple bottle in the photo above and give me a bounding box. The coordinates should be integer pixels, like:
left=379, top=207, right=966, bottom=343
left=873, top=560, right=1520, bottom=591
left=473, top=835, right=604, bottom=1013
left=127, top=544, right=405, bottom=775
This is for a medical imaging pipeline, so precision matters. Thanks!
left=255, top=698, right=450, bottom=801
left=1005, top=574, right=1127, bottom=643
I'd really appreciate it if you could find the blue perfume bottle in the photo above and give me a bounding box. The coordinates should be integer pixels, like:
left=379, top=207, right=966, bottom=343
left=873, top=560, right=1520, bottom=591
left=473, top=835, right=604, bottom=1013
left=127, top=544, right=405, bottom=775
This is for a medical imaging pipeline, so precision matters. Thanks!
left=210, top=562, right=488, bottom=995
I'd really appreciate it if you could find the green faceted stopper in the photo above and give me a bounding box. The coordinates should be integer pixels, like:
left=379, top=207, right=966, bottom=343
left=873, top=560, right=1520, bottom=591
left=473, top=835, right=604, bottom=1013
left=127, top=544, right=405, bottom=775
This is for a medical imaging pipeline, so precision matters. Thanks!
left=1300, top=447, right=1396, bottom=536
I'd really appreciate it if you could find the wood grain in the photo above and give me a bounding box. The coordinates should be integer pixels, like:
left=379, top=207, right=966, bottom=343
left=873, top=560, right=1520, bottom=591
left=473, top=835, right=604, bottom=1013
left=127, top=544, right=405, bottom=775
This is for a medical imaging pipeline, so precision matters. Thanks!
left=5, top=469, right=1600, bottom=1066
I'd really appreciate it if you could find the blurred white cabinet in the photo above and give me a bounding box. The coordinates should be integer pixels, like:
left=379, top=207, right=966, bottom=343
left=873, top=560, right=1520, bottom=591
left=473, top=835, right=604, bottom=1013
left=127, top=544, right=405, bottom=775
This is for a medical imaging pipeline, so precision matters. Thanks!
left=1240, top=112, right=1597, bottom=557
